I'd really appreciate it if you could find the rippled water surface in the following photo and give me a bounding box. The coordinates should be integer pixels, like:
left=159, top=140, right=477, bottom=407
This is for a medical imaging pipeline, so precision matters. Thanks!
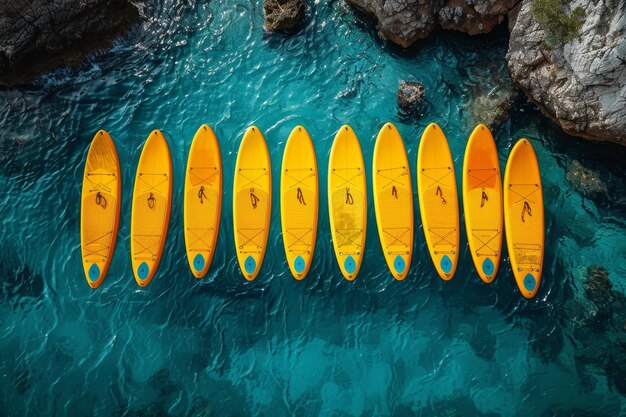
left=1, top=1, right=626, bottom=416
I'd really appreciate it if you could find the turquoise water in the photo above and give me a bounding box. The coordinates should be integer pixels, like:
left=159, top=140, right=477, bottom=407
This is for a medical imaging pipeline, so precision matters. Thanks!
left=1, top=1, right=626, bottom=415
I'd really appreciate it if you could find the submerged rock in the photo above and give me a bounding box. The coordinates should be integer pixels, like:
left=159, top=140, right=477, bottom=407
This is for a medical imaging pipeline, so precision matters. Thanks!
left=344, top=0, right=517, bottom=47
left=564, top=297, right=599, bottom=331
left=507, top=0, right=626, bottom=144
left=264, top=0, right=305, bottom=32
left=469, top=91, right=513, bottom=126
left=14, top=367, right=30, bottom=395
left=465, top=63, right=517, bottom=127
left=583, top=266, right=614, bottom=312
left=468, top=318, right=496, bottom=360
left=564, top=266, right=620, bottom=335
left=563, top=266, right=626, bottom=398
left=566, top=160, right=607, bottom=196
left=0, top=261, right=44, bottom=301
left=148, top=368, right=178, bottom=397
left=0, top=0, right=139, bottom=86
left=426, top=396, right=484, bottom=417
left=397, top=81, right=426, bottom=116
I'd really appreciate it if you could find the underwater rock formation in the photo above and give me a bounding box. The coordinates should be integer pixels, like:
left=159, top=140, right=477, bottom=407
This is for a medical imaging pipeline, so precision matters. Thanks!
left=563, top=266, right=626, bottom=396
left=566, top=160, right=607, bottom=196
left=264, top=0, right=305, bottom=31
left=507, top=0, right=626, bottom=145
left=344, top=0, right=517, bottom=47
left=0, top=261, right=44, bottom=301
left=397, top=81, right=426, bottom=117
left=0, top=0, right=139, bottom=85
left=463, top=60, right=517, bottom=127
left=564, top=266, right=622, bottom=336
left=468, top=89, right=513, bottom=126
left=583, top=266, right=615, bottom=322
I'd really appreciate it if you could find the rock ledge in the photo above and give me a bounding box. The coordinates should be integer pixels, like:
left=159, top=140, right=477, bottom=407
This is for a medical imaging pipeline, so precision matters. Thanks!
left=0, top=0, right=139, bottom=86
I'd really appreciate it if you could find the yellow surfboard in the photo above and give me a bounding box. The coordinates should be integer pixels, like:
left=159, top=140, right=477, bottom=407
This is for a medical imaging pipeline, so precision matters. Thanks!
left=504, top=138, right=544, bottom=299
left=281, top=126, right=318, bottom=280
left=417, top=123, right=460, bottom=281
left=462, top=124, right=503, bottom=283
left=233, top=126, right=271, bottom=281
left=80, top=130, right=121, bottom=288
left=372, top=122, right=413, bottom=280
left=328, top=125, right=366, bottom=281
left=184, top=125, right=222, bottom=278
left=130, top=130, right=173, bottom=287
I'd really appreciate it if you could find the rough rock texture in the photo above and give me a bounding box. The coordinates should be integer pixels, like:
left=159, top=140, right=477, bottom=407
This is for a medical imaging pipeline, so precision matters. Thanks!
left=345, top=0, right=436, bottom=47
left=507, top=0, right=626, bottom=145
left=583, top=266, right=614, bottom=315
left=437, top=0, right=516, bottom=34
left=0, top=0, right=139, bottom=86
left=344, top=0, right=518, bottom=47
left=264, top=0, right=305, bottom=32
left=397, top=81, right=426, bottom=116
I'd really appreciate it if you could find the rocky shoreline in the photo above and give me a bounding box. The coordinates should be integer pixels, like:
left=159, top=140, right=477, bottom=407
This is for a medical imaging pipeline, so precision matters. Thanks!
left=344, top=0, right=518, bottom=47
left=0, top=0, right=139, bottom=86
left=0, top=0, right=624, bottom=145
left=341, top=0, right=626, bottom=145
left=508, top=0, right=626, bottom=145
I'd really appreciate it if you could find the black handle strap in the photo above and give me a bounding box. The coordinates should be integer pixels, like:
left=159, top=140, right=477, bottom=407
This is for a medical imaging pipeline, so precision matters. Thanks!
left=198, top=186, right=207, bottom=204
left=522, top=201, right=532, bottom=222
left=297, top=188, right=306, bottom=205
left=95, top=192, right=107, bottom=209
left=148, top=192, right=156, bottom=209
left=481, top=190, right=488, bottom=208
left=436, top=186, right=446, bottom=204
left=250, top=188, right=259, bottom=209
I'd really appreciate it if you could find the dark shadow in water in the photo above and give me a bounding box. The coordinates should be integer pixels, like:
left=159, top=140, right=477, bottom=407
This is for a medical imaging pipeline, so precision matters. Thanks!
left=0, top=256, right=44, bottom=304
left=540, top=408, right=607, bottom=417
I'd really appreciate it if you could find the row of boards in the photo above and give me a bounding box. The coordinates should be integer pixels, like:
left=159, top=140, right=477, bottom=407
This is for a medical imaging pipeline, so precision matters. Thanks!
left=80, top=122, right=544, bottom=298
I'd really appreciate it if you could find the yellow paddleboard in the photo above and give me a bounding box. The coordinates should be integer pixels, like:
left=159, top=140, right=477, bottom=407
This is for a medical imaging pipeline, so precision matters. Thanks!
left=280, top=126, right=319, bottom=280
left=417, top=123, right=460, bottom=280
left=504, top=138, right=544, bottom=299
left=372, top=122, right=413, bottom=280
left=233, top=126, right=271, bottom=281
left=462, top=124, right=503, bottom=283
left=130, top=130, right=173, bottom=287
left=80, top=130, right=121, bottom=288
left=328, top=125, right=366, bottom=281
left=184, top=124, right=222, bottom=278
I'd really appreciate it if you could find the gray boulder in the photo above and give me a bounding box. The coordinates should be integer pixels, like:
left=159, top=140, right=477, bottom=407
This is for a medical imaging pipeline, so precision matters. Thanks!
left=344, top=0, right=436, bottom=47
left=0, top=0, right=139, bottom=86
left=344, top=0, right=517, bottom=47
left=398, top=81, right=426, bottom=116
left=264, top=0, right=305, bottom=32
left=507, top=0, right=626, bottom=145
left=437, top=0, right=516, bottom=34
